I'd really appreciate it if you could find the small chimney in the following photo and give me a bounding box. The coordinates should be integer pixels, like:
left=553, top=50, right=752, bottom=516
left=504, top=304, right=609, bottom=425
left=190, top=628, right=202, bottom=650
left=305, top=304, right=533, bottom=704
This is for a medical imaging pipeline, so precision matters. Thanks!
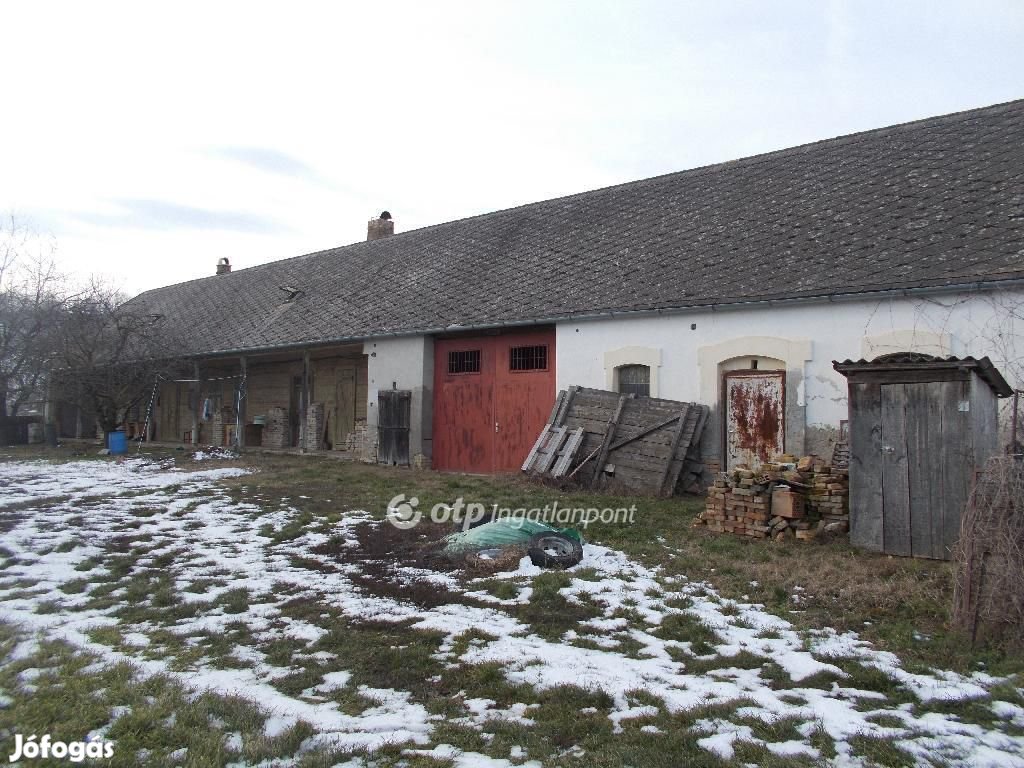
left=367, top=210, right=395, bottom=241
left=216, top=257, right=231, bottom=275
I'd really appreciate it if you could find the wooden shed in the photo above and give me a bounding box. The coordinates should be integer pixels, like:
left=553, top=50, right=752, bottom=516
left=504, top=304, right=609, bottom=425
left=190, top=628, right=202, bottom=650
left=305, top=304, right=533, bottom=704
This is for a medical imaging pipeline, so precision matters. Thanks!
left=833, top=354, right=1012, bottom=560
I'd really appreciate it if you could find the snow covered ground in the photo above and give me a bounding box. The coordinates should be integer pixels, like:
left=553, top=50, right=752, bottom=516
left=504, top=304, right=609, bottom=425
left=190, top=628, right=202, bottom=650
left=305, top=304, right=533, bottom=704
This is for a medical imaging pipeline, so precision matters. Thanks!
left=0, top=456, right=1022, bottom=766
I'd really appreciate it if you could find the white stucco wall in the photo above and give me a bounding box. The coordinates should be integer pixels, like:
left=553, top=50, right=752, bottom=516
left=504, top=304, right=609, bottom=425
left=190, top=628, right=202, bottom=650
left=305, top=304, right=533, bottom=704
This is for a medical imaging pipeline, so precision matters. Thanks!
left=556, top=288, right=1023, bottom=458
left=364, top=336, right=434, bottom=461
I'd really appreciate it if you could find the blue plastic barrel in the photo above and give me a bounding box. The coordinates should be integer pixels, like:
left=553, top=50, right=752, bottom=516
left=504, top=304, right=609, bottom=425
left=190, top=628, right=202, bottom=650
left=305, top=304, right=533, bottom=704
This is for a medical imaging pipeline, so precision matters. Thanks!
left=108, top=430, right=127, bottom=455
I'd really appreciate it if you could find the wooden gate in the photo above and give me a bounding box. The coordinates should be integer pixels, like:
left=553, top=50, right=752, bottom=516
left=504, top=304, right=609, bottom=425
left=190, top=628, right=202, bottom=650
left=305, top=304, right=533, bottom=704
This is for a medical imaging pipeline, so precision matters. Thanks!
left=724, top=370, right=785, bottom=469
left=433, top=329, right=556, bottom=472
left=378, top=390, right=411, bottom=466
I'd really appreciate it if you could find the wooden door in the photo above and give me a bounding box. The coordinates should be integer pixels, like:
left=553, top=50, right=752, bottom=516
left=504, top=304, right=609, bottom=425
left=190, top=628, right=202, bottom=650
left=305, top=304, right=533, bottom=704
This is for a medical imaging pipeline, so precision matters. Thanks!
left=880, top=381, right=968, bottom=559
left=378, top=390, right=411, bottom=465
left=335, top=366, right=357, bottom=447
left=433, top=330, right=556, bottom=472
left=724, top=371, right=785, bottom=469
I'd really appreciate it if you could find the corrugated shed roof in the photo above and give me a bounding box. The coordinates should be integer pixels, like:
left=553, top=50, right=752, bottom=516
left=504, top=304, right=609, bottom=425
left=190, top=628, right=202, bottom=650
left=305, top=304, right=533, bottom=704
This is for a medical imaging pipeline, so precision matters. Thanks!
left=127, top=99, right=1024, bottom=356
left=833, top=355, right=1014, bottom=397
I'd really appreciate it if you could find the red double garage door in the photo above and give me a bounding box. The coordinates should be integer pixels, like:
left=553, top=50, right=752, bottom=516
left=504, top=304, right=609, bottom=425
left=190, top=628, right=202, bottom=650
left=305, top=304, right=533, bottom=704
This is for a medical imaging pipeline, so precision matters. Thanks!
left=433, top=329, right=556, bottom=473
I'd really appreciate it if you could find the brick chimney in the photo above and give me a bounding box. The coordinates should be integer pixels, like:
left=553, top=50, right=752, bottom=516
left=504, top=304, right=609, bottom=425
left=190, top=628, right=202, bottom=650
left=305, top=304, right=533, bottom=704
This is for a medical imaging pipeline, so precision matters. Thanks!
left=216, top=257, right=231, bottom=275
left=367, top=210, right=394, bottom=241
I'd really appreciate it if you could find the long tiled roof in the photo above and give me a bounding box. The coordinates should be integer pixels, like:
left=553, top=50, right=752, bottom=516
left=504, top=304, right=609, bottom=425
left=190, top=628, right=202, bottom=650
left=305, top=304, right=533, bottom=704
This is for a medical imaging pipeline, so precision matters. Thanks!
left=128, top=99, right=1024, bottom=356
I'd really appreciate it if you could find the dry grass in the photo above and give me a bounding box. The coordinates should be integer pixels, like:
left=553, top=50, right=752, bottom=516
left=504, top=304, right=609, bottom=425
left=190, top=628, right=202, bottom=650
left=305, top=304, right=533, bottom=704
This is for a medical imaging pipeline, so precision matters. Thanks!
left=953, top=455, right=1024, bottom=651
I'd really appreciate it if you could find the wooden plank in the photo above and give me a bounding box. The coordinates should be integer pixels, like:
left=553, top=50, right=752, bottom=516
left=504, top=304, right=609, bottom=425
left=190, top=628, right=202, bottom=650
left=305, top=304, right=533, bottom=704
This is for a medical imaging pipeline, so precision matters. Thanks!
left=658, top=406, right=692, bottom=496
left=535, top=427, right=569, bottom=474
left=940, top=380, right=971, bottom=560
left=521, top=424, right=551, bottom=472
left=553, top=386, right=579, bottom=427
left=591, top=394, right=630, bottom=487
left=551, top=427, right=585, bottom=477
left=924, top=382, right=948, bottom=560
left=663, top=405, right=708, bottom=495
left=607, top=413, right=680, bottom=451
left=880, top=383, right=911, bottom=557
left=562, top=415, right=623, bottom=436
left=848, top=382, right=882, bottom=552
left=905, top=382, right=936, bottom=558
left=545, top=391, right=566, bottom=428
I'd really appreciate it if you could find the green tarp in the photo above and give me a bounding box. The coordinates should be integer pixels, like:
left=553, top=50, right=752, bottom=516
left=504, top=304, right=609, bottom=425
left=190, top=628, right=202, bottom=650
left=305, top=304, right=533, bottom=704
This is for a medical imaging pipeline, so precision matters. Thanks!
left=444, top=519, right=583, bottom=553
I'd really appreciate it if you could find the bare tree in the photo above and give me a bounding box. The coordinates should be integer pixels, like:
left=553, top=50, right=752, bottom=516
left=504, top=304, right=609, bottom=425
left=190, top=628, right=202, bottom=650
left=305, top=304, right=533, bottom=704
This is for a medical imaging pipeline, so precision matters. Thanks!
left=52, top=279, right=186, bottom=435
left=0, top=217, right=66, bottom=419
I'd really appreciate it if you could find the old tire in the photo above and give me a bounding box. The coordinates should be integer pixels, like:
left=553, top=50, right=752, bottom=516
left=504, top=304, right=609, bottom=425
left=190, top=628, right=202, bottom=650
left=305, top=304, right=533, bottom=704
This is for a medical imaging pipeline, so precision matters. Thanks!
left=527, top=533, right=583, bottom=569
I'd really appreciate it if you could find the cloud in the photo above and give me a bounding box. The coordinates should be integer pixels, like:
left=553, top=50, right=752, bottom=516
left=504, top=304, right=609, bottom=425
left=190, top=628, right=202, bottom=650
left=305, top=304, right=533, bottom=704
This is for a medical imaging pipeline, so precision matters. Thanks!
left=213, top=146, right=319, bottom=181
left=75, top=199, right=289, bottom=234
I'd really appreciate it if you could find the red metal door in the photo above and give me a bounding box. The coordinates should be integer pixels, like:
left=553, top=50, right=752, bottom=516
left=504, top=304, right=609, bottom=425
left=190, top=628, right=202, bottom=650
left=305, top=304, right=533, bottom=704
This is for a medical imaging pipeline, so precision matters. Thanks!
left=433, top=339, right=495, bottom=472
left=724, top=370, right=785, bottom=469
left=493, top=331, right=556, bottom=472
left=433, top=330, right=555, bottom=472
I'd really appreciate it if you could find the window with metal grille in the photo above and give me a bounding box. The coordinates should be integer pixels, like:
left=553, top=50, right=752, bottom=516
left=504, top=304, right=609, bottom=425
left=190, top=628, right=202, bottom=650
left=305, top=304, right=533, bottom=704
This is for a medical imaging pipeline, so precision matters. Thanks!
left=448, top=349, right=481, bottom=375
left=510, top=345, right=548, bottom=371
left=617, top=364, right=650, bottom=397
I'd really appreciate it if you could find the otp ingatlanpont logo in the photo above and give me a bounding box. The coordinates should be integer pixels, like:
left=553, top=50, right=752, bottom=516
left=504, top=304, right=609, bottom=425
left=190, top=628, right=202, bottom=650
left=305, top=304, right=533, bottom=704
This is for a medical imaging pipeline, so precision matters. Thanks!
left=386, top=493, right=421, bottom=529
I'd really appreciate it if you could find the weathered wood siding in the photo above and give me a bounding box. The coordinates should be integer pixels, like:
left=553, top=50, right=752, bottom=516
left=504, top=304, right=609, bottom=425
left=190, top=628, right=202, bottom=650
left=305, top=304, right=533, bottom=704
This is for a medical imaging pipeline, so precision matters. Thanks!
left=844, top=368, right=1002, bottom=560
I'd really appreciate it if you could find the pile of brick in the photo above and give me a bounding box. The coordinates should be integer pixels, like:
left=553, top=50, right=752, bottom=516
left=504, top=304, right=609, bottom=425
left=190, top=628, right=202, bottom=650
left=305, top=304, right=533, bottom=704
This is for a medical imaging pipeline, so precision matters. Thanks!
left=702, top=467, right=771, bottom=537
left=696, top=454, right=849, bottom=542
left=800, top=455, right=850, bottom=531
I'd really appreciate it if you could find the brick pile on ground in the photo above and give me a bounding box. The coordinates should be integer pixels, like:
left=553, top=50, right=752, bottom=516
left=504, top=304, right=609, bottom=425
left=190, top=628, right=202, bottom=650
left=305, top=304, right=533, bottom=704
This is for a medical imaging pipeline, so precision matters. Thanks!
left=696, top=454, right=849, bottom=542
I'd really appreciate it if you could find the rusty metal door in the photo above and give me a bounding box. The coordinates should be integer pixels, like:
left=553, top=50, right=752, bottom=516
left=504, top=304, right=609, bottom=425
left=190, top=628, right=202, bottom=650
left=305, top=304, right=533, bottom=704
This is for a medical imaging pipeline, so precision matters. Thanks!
left=433, top=330, right=555, bottom=472
left=724, top=370, right=784, bottom=469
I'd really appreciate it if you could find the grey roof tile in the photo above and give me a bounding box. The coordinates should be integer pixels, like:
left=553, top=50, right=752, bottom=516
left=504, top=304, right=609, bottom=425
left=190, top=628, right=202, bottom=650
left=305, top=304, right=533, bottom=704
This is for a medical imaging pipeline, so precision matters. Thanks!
left=128, top=99, right=1024, bottom=356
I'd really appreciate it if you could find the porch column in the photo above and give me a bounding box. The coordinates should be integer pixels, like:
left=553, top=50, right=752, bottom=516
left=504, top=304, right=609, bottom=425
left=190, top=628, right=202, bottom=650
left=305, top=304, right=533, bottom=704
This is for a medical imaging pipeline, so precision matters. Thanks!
left=300, top=351, right=311, bottom=450
left=237, top=356, right=247, bottom=448
left=191, top=361, right=202, bottom=446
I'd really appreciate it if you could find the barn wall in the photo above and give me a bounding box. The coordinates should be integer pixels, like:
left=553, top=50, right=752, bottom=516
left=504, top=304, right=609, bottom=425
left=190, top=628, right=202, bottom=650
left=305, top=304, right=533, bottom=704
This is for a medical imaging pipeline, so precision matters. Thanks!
left=152, top=349, right=367, bottom=449
left=556, top=288, right=1024, bottom=462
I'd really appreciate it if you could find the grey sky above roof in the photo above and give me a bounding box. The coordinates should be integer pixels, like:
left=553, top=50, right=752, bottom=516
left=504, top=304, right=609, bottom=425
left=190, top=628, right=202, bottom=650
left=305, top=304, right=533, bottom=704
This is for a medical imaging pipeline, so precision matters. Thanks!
left=128, top=98, right=1024, bottom=356
left=2, top=2, right=1022, bottom=296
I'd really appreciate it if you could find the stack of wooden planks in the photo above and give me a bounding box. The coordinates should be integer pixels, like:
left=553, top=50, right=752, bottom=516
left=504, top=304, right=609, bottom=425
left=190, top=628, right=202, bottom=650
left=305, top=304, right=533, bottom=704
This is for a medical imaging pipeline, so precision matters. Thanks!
left=697, top=455, right=850, bottom=541
left=522, top=387, right=709, bottom=496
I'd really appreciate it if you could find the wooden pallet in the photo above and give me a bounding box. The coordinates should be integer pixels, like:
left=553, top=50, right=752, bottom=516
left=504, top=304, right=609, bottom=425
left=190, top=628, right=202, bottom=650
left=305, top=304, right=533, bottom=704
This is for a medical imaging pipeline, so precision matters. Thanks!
left=525, top=386, right=710, bottom=495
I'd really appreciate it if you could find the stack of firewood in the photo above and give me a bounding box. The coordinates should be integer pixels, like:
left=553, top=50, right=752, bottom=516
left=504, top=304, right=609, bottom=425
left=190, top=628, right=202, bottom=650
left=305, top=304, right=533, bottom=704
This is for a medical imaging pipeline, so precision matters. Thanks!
left=696, top=455, right=849, bottom=542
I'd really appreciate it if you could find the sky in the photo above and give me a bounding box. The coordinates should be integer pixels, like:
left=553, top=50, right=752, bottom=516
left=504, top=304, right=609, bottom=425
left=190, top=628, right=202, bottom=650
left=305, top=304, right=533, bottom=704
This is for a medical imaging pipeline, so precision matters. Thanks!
left=2, top=1, right=1022, bottom=296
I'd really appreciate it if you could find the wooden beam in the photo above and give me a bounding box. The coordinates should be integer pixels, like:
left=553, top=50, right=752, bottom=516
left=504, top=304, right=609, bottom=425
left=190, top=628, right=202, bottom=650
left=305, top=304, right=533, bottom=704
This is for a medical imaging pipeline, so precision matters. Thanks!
left=657, top=406, right=692, bottom=496
left=590, top=393, right=630, bottom=488
left=191, top=361, right=201, bottom=446
left=237, top=356, right=247, bottom=448
left=301, top=351, right=311, bottom=450
left=607, top=412, right=680, bottom=452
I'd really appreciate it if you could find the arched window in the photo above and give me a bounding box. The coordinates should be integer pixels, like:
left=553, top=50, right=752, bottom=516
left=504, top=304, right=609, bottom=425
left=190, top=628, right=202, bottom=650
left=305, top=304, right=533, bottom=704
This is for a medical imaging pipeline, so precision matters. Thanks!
left=617, top=364, right=650, bottom=397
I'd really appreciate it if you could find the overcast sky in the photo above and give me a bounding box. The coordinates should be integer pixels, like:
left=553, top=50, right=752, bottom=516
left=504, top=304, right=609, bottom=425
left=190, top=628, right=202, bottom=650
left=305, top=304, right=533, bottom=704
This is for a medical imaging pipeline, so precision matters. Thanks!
left=2, top=1, right=1022, bottom=296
